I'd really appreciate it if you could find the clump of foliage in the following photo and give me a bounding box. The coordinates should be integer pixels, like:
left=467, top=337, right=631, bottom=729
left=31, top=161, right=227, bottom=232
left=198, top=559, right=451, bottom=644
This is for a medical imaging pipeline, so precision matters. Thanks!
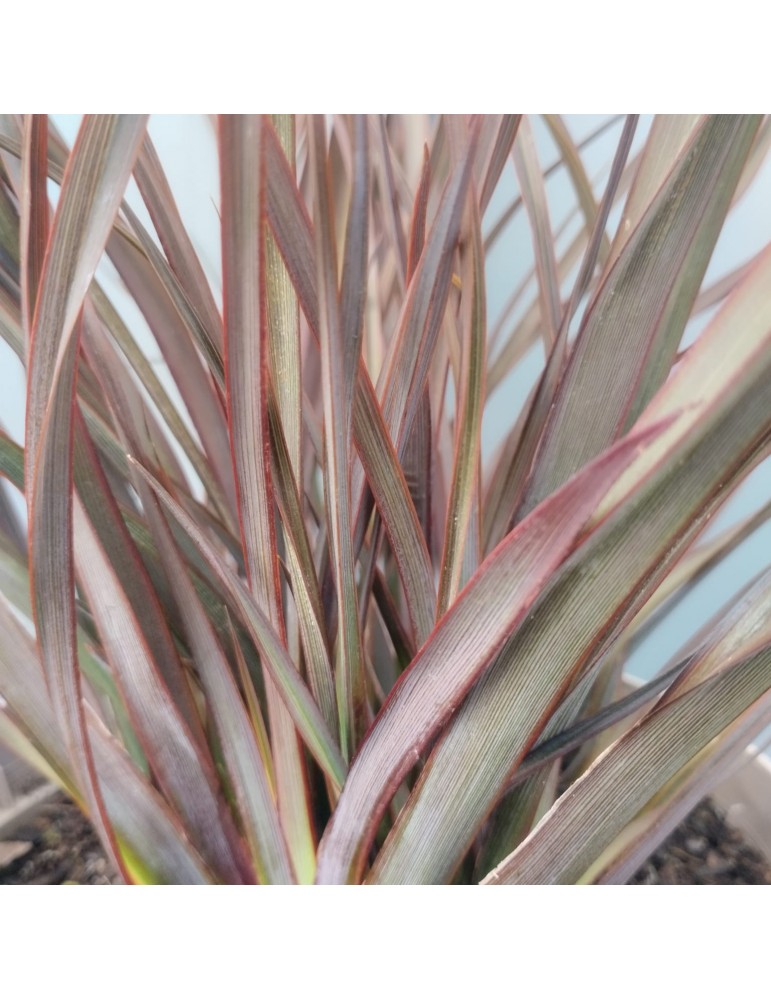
left=0, top=114, right=770, bottom=884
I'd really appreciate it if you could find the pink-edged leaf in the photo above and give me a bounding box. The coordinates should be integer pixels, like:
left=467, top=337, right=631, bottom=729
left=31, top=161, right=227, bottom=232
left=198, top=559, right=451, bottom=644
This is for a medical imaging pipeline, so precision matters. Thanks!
left=315, top=425, right=658, bottom=883
left=483, top=566, right=771, bottom=886
left=228, top=612, right=275, bottom=795
left=402, top=148, right=433, bottom=549
left=264, top=123, right=319, bottom=336
left=606, top=115, right=700, bottom=269
left=106, top=228, right=236, bottom=517
left=436, top=193, right=486, bottom=616
left=512, top=117, right=561, bottom=347
left=25, top=115, right=148, bottom=880
left=219, top=115, right=281, bottom=624
left=522, top=116, right=761, bottom=516
left=484, top=116, right=639, bottom=549
left=367, top=248, right=771, bottom=885
left=353, top=376, right=435, bottom=645
left=0, top=596, right=215, bottom=883
left=543, top=114, right=612, bottom=266
left=72, top=381, right=207, bottom=741
left=73, top=495, right=251, bottom=883
left=268, top=398, right=337, bottom=736
left=26, top=116, right=147, bottom=483
left=130, top=458, right=348, bottom=793
left=310, top=117, right=367, bottom=756
left=375, top=116, right=408, bottom=280
left=220, top=115, right=315, bottom=880
left=352, top=376, right=436, bottom=647
left=142, top=486, right=296, bottom=884
left=477, top=115, right=521, bottom=215
left=265, top=116, right=303, bottom=479
left=406, top=144, right=430, bottom=281
left=19, top=114, right=48, bottom=341
left=339, top=116, right=371, bottom=424
left=559, top=115, right=639, bottom=337
left=133, top=131, right=224, bottom=359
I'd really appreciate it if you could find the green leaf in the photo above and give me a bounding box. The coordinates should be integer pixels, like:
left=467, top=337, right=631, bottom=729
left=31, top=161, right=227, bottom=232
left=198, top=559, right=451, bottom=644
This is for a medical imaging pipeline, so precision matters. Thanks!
left=25, top=115, right=148, bottom=880
left=141, top=486, right=296, bottom=883
left=512, top=117, right=561, bottom=347
left=437, top=193, right=486, bottom=616
left=366, top=243, right=771, bottom=884
left=309, top=117, right=367, bottom=757
left=131, top=457, right=348, bottom=793
left=315, top=426, right=656, bottom=883
left=522, top=116, right=761, bottom=516
left=219, top=115, right=316, bottom=879
left=483, top=570, right=771, bottom=884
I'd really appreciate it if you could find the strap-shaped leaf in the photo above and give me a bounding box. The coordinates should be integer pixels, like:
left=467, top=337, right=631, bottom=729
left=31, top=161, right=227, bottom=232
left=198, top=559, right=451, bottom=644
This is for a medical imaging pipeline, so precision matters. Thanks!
left=73, top=496, right=251, bottom=883
left=141, top=486, right=296, bottom=884
left=131, top=458, right=348, bottom=792
left=25, top=115, right=148, bottom=879
left=309, top=117, right=366, bottom=756
left=366, top=245, right=771, bottom=884
left=512, top=117, right=561, bottom=347
left=220, top=115, right=315, bottom=880
left=133, top=132, right=224, bottom=360
left=315, top=426, right=657, bottom=883
left=106, top=228, right=236, bottom=517
left=0, top=595, right=215, bottom=884
left=522, top=116, right=761, bottom=515
left=436, top=193, right=486, bottom=615
left=483, top=567, right=771, bottom=884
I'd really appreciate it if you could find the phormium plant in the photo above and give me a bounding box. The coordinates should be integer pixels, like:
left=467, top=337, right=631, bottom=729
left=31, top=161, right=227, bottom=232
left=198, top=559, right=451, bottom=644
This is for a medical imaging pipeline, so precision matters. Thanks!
left=0, top=114, right=770, bottom=884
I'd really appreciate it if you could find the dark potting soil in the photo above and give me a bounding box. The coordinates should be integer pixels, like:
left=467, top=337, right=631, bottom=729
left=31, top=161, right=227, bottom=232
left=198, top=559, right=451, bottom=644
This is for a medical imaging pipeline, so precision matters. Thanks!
left=627, top=797, right=771, bottom=885
left=1, top=792, right=769, bottom=884
left=1, top=793, right=119, bottom=885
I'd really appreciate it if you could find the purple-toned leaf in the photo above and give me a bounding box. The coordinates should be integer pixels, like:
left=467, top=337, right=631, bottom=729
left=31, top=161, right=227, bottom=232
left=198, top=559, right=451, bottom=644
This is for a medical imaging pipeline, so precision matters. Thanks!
left=522, top=116, right=761, bottom=517
left=543, top=114, right=612, bottom=266
left=130, top=457, right=348, bottom=793
left=141, top=486, right=296, bottom=883
left=73, top=496, right=252, bottom=883
left=316, top=426, right=656, bottom=883
left=19, top=114, right=48, bottom=342
left=268, top=398, right=337, bottom=735
left=483, top=116, right=638, bottom=550
left=133, top=131, right=224, bottom=359
left=219, top=114, right=315, bottom=880
left=512, top=117, right=561, bottom=347
left=106, top=228, right=236, bottom=517
left=483, top=570, right=771, bottom=884
left=25, top=115, right=148, bottom=879
left=437, top=194, right=486, bottom=616
left=309, top=117, right=366, bottom=756
left=0, top=595, right=215, bottom=883
left=477, top=115, right=521, bottom=215
left=367, top=245, right=771, bottom=885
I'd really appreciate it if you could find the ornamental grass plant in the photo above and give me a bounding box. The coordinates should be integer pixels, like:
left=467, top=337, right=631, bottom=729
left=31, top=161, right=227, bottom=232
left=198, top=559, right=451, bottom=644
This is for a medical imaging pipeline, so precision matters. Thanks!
left=0, top=114, right=770, bottom=884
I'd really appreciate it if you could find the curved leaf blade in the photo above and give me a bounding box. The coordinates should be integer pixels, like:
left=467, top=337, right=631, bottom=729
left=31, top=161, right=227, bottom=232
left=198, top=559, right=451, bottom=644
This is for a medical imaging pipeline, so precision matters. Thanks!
left=315, top=426, right=657, bottom=883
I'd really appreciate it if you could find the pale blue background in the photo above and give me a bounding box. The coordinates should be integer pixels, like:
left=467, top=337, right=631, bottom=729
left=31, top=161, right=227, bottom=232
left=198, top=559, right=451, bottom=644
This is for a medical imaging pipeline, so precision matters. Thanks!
left=1, top=114, right=769, bottom=703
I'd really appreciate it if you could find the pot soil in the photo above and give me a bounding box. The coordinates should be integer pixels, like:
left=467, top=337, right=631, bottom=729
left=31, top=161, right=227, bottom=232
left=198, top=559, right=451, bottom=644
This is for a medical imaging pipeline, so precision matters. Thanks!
left=1, top=791, right=770, bottom=884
